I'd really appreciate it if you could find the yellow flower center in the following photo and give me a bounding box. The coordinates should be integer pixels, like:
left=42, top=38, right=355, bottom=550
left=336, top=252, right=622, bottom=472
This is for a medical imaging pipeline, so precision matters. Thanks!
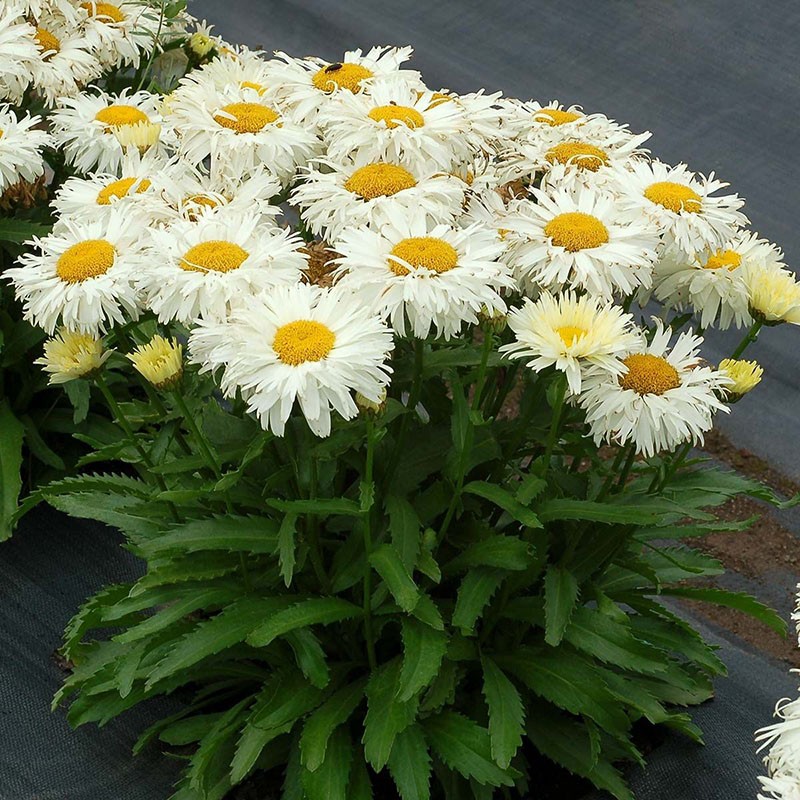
left=81, top=2, right=125, bottom=22
left=704, top=249, right=742, bottom=270
left=644, top=181, right=702, bottom=214
left=544, top=212, right=609, bottom=252
left=179, top=241, right=249, bottom=273
left=619, top=353, right=680, bottom=395
left=214, top=102, right=279, bottom=133
left=312, top=62, right=374, bottom=93
left=546, top=142, right=609, bottom=172
left=240, top=80, right=267, bottom=95
left=535, top=108, right=581, bottom=126
left=344, top=163, right=417, bottom=199
left=56, top=240, right=116, bottom=283
left=35, top=28, right=61, bottom=58
left=388, top=237, right=458, bottom=276
left=368, top=104, right=425, bottom=129
left=556, top=325, right=587, bottom=346
left=96, top=177, right=151, bottom=205
left=95, top=104, right=149, bottom=129
left=426, top=91, right=453, bottom=108
left=273, top=320, right=336, bottom=365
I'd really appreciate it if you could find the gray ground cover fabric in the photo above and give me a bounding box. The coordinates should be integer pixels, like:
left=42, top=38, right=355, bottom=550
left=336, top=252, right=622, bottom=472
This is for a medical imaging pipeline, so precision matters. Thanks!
left=2, top=1, right=800, bottom=798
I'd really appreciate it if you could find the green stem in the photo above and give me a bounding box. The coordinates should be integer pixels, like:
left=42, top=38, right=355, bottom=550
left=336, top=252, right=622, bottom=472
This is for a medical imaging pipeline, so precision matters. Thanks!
left=488, top=362, right=520, bottom=419
left=363, top=420, right=378, bottom=670
left=730, top=319, right=764, bottom=359
left=596, top=443, right=629, bottom=501
left=541, top=375, right=567, bottom=473
left=171, top=390, right=222, bottom=479
left=614, top=445, right=637, bottom=490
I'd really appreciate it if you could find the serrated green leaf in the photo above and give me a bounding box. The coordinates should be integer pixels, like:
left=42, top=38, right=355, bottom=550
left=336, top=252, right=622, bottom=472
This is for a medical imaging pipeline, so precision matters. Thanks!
left=480, top=656, right=524, bottom=769
left=544, top=566, right=580, bottom=646
left=538, top=498, right=664, bottom=525
left=0, top=217, right=51, bottom=243
left=278, top=513, right=298, bottom=587
left=142, top=515, right=279, bottom=556
left=266, top=497, right=362, bottom=516
left=387, top=495, right=421, bottom=571
left=247, top=597, right=361, bottom=647
left=423, top=711, right=516, bottom=787
left=452, top=568, right=505, bottom=633
left=388, top=725, right=432, bottom=800
left=397, top=618, right=448, bottom=702
left=285, top=628, right=330, bottom=689
left=462, top=481, right=541, bottom=528
left=0, top=401, right=24, bottom=540
left=370, top=544, right=420, bottom=612
left=302, top=726, right=352, bottom=800
left=301, top=679, right=366, bottom=771
left=446, top=535, right=532, bottom=573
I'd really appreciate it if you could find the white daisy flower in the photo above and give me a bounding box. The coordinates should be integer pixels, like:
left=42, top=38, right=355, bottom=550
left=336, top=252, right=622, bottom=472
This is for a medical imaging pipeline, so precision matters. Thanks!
left=50, top=88, right=169, bottom=174
left=36, top=327, right=111, bottom=384
left=319, top=82, right=473, bottom=172
left=51, top=148, right=169, bottom=224
left=333, top=212, right=513, bottom=339
left=450, top=90, right=519, bottom=153
left=80, top=0, right=189, bottom=69
left=188, top=282, right=394, bottom=437
left=503, top=185, right=660, bottom=298
left=140, top=207, right=306, bottom=325
left=651, top=231, right=782, bottom=330
left=500, top=291, right=638, bottom=395
left=613, top=160, right=748, bottom=254
left=28, top=12, right=103, bottom=106
left=5, top=212, right=145, bottom=334
left=14, top=0, right=83, bottom=24
left=0, top=5, right=39, bottom=104
left=0, top=106, right=50, bottom=194
left=579, top=321, right=730, bottom=458
left=292, top=158, right=467, bottom=241
left=166, top=79, right=317, bottom=184
left=178, top=44, right=278, bottom=94
left=269, top=46, right=423, bottom=127
left=461, top=185, right=512, bottom=239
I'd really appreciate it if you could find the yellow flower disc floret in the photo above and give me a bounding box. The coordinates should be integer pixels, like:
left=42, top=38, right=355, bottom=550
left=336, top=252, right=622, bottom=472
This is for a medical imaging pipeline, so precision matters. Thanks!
left=388, top=237, right=458, bottom=276
left=344, top=163, right=417, bottom=199
left=35, top=28, right=61, bottom=58
left=368, top=104, right=425, bottom=129
left=544, top=212, right=610, bottom=252
left=644, top=181, right=702, bottom=214
left=556, top=325, right=588, bottom=347
left=535, top=108, right=581, bottom=126
left=214, top=102, right=279, bottom=134
left=312, top=62, right=374, bottom=93
left=240, top=80, right=267, bottom=95
left=95, top=104, right=149, bottom=129
left=180, top=240, right=249, bottom=273
left=56, top=239, right=116, bottom=283
left=96, top=177, right=151, bottom=205
left=704, top=249, right=742, bottom=270
left=546, top=142, right=609, bottom=172
left=619, top=353, right=681, bottom=395
left=273, top=320, right=336, bottom=365
left=81, top=2, right=125, bottom=22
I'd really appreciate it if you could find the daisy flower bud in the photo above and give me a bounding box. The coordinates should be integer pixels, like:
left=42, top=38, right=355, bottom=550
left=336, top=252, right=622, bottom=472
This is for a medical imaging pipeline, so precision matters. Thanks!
left=189, top=31, right=215, bottom=58
left=356, top=388, right=387, bottom=418
left=478, top=305, right=508, bottom=334
left=742, top=263, right=800, bottom=326
left=36, top=328, right=110, bottom=384
left=718, top=358, right=763, bottom=399
left=127, top=335, right=183, bottom=390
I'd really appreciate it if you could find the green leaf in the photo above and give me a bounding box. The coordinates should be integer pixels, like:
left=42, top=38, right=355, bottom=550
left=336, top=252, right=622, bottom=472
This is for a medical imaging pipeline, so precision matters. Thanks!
left=446, top=535, right=532, bottom=573
left=423, top=712, right=516, bottom=787
left=142, top=515, right=279, bottom=556
left=388, top=725, right=432, bottom=800
left=230, top=704, right=291, bottom=785
left=250, top=672, right=324, bottom=730
left=278, top=513, right=298, bottom=587
left=362, top=659, right=419, bottom=770
left=411, top=594, right=445, bottom=631
left=657, top=586, right=787, bottom=635
left=369, top=544, right=420, bottom=612
left=301, top=679, right=366, bottom=772
left=0, top=401, right=24, bottom=540
left=387, top=495, right=421, bottom=571
left=397, top=618, right=448, bottom=701
left=302, top=727, right=352, bottom=800
left=0, top=217, right=50, bottom=243
left=538, top=498, right=663, bottom=525
left=348, top=752, right=374, bottom=800
left=452, top=568, right=506, bottom=633
left=266, top=497, right=362, bottom=516
left=462, top=481, right=541, bottom=528
left=286, top=628, right=330, bottom=688
left=480, top=656, right=524, bottom=769
left=544, top=566, right=580, bottom=646
left=247, top=597, right=362, bottom=647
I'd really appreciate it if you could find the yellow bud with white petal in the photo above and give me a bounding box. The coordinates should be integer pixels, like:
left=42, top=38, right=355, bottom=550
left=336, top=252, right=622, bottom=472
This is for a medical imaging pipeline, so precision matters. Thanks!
left=718, top=358, right=763, bottom=400
left=112, top=120, right=162, bottom=153
left=127, top=335, right=183, bottom=390
left=355, top=388, right=387, bottom=418
left=36, top=329, right=110, bottom=384
left=743, top=264, right=800, bottom=326
left=189, top=31, right=215, bottom=58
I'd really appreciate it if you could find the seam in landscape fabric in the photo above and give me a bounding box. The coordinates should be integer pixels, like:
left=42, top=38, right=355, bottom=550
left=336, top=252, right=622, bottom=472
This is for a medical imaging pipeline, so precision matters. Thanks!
left=756, top=585, right=800, bottom=799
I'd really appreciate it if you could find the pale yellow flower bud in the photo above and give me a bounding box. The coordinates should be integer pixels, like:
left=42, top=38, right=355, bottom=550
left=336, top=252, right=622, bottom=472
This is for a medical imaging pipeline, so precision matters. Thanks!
left=743, top=264, right=800, bottom=325
left=127, top=335, right=183, bottom=390
left=112, top=120, right=162, bottom=153
left=719, top=358, right=763, bottom=399
left=188, top=31, right=215, bottom=58
left=36, top=328, right=110, bottom=384
left=355, top=388, right=387, bottom=417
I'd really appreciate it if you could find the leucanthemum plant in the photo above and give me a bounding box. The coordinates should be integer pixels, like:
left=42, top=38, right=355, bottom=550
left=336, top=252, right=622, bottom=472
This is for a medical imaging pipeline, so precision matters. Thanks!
left=3, top=25, right=800, bottom=800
